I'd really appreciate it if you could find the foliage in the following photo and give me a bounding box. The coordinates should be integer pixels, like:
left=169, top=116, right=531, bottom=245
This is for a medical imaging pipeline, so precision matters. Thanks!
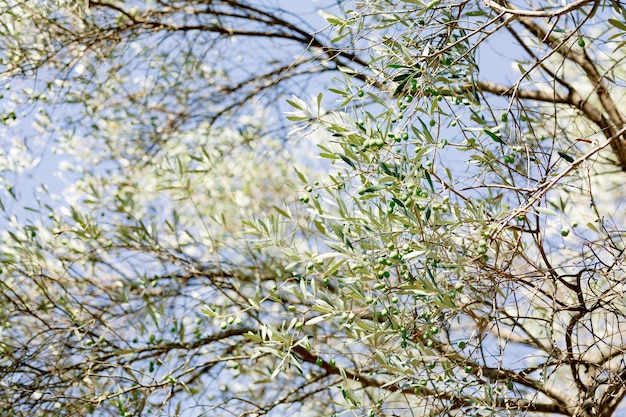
left=1, top=1, right=626, bottom=417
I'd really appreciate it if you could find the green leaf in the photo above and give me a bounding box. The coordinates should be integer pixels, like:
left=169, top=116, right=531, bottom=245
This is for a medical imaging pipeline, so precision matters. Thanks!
left=338, top=153, right=357, bottom=168
left=329, top=88, right=348, bottom=96
left=273, top=205, right=291, bottom=219
left=331, top=32, right=351, bottom=43
left=286, top=115, right=309, bottom=121
left=146, top=303, right=160, bottom=327
left=321, top=12, right=342, bottom=25
left=557, top=150, right=574, bottom=163
left=609, top=18, right=626, bottom=31
left=387, top=63, right=409, bottom=69
left=286, top=99, right=303, bottom=110
left=362, top=184, right=387, bottom=193
left=535, top=207, right=558, bottom=216
left=484, top=129, right=503, bottom=143
left=366, top=92, right=390, bottom=109
left=465, top=10, right=488, bottom=16
left=305, top=313, right=334, bottom=326
left=587, top=222, right=599, bottom=233
left=294, top=166, right=308, bottom=183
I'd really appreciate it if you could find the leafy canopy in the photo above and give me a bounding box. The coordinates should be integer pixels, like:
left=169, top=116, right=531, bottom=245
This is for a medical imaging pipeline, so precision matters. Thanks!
left=1, top=1, right=626, bottom=416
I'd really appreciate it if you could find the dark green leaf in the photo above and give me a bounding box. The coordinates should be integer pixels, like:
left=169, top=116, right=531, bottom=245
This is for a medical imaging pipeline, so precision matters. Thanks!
left=557, top=151, right=575, bottom=163
left=609, top=18, right=626, bottom=31
left=484, top=129, right=503, bottom=143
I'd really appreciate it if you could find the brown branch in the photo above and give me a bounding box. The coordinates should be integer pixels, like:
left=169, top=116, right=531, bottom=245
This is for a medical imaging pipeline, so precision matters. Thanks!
left=598, top=368, right=626, bottom=417
left=455, top=80, right=570, bottom=104
left=292, top=345, right=572, bottom=414
left=503, top=25, right=617, bottom=146
left=495, top=125, right=626, bottom=235
left=430, top=338, right=574, bottom=414
left=456, top=80, right=608, bottom=127
left=504, top=0, right=626, bottom=168
left=453, top=79, right=621, bottom=165
left=485, top=0, right=596, bottom=18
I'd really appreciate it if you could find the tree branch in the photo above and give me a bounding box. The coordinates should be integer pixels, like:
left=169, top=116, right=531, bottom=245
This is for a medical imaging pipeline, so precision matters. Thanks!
left=485, top=0, right=596, bottom=18
left=503, top=0, right=626, bottom=168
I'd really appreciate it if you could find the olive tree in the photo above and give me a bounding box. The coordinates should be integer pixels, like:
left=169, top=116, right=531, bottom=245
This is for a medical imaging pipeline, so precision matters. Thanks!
left=1, top=0, right=626, bottom=416
left=269, top=1, right=626, bottom=416
left=0, top=1, right=359, bottom=415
